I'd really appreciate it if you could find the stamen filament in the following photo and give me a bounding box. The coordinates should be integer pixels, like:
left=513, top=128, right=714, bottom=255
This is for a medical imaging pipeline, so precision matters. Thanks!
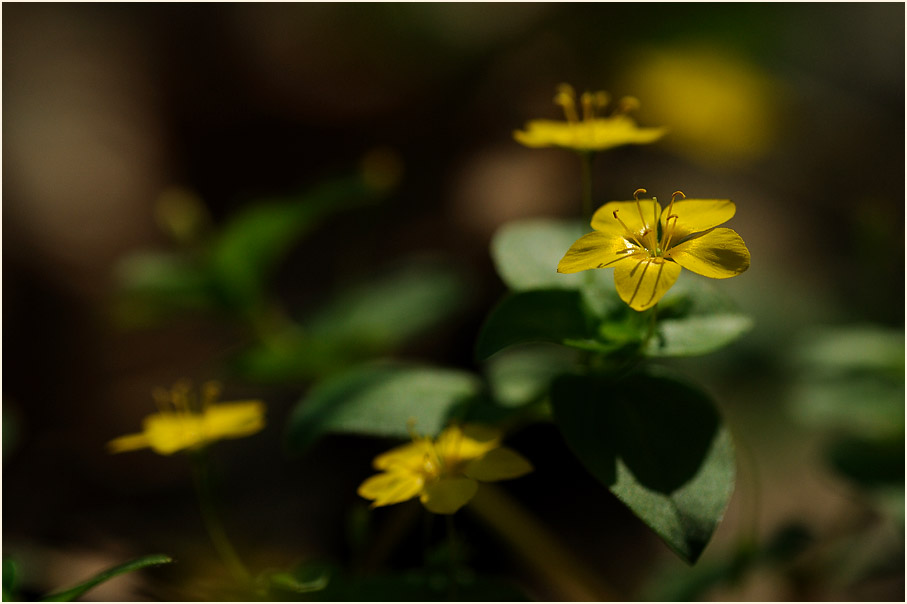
left=554, top=84, right=579, bottom=123
left=613, top=210, right=645, bottom=249
left=581, top=92, right=594, bottom=120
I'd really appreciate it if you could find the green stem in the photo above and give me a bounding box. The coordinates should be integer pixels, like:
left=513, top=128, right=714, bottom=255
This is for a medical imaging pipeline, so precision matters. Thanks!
left=580, top=152, right=595, bottom=223
left=190, top=450, right=252, bottom=587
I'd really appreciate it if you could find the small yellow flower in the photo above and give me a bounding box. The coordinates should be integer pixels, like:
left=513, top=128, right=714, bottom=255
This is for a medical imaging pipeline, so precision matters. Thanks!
left=558, top=189, right=750, bottom=311
left=358, top=423, right=533, bottom=515
left=514, top=83, right=666, bottom=152
left=108, top=381, right=265, bottom=455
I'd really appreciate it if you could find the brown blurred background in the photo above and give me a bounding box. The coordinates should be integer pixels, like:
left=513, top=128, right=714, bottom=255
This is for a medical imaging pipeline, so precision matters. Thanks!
left=3, top=3, right=904, bottom=601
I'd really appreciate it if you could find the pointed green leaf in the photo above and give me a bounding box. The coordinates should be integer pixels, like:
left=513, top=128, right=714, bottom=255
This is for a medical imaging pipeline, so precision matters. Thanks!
left=41, top=554, right=172, bottom=602
left=476, top=290, right=594, bottom=360
left=3, top=557, right=19, bottom=602
left=286, top=363, right=482, bottom=453
left=551, top=369, right=735, bottom=563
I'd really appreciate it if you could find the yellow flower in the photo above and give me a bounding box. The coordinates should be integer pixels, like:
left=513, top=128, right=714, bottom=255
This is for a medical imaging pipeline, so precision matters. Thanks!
left=558, top=189, right=750, bottom=311
left=108, top=381, right=265, bottom=455
left=357, top=423, right=533, bottom=515
left=514, top=83, right=666, bottom=152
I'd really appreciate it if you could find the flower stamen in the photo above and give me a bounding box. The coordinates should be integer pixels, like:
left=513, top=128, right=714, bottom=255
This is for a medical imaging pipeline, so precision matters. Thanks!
left=613, top=96, right=641, bottom=116
left=554, top=84, right=579, bottom=123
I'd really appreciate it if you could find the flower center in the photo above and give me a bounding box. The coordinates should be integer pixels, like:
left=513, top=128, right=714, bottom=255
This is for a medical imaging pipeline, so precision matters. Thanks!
left=612, top=189, right=686, bottom=258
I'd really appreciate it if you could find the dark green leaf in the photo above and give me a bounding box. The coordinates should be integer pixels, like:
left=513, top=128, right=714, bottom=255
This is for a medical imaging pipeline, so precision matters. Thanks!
left=40, top=554, right=172, bottom=602
left=286, top=363, right=482, bottom=453
left=475, top=290, right=594, bottom=360
left=113, top=252, right=215, bottom=325
left=645, top=276, right=754, bottom=357
left=209, top=176, right=382, bottom=311
left=304, top=259, right=467, bottom=353
left=551, top=369, right=735, bottom=563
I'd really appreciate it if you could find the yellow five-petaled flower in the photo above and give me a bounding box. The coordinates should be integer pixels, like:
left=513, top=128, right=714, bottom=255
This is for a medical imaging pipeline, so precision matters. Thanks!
left=108, top=381, right=265, bottom=455
left=558, top=189, right=751, bottom=311
left=358, top=423, right=532, bottom=515
left=513, top=83, right=666, bottom=153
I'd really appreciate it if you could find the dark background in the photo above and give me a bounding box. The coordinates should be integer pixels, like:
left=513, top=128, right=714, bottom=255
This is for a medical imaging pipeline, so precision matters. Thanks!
left=3, top=3, right=904, bottom=601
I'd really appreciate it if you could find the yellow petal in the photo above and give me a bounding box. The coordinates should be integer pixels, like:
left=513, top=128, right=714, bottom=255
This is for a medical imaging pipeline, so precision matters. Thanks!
left=591, top=199, right=661, bottom=239
left=107, top=432, right=151, bottom=454
left=557, top=232, right=641, bottom=274
left=434, top=424, right=500, bottom=465
left=142, top=414, right=206, bottom=455
left=358, top=470, right=424, bottom=507
left=666, top=228, right=750, bottom=279
left=464, top=447, right=533, bottom=482
left=514, top=117, right=666, bottom=152
left=614, top=257, right=682, bottom=311
left=202, top=401, right=266, bottom=441
left=662, top=199, right=736, bottom=240
left=420, top=477, right=478, bottom=514
left=373, top=439, right=433, bottom=471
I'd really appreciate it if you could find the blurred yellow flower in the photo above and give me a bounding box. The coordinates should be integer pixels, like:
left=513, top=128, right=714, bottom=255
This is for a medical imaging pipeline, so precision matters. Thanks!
left=514, top=83, right=666, bottom=152
left=358, top=423, right=532, bottom=514
left=558, top=189, right=750, bottom=311
left=108, top=381, right=265, bottom=455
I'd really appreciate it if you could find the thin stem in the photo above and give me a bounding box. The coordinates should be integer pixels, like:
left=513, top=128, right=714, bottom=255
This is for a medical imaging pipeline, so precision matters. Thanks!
left=445, top=514, right=458, bottom=601
left=580, top=152, right=595, bottom=223
left=190, top=450, right=252, bottom=587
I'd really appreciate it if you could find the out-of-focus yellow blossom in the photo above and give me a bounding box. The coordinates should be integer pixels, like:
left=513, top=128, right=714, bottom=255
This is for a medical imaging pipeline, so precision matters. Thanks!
left=618, top=47, right=777, bottom=167
left=108, top=381, right=265, bottom=455
left=558, top=189, right=750, bottom=311
left=358, top=423, right=532, bottom=514
left=514, top=83, right=666, bottom=152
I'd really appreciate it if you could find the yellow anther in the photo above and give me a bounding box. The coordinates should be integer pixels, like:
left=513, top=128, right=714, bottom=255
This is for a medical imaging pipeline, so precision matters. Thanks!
left=554, top=92, right=579, bottom=123
left=633, top=188, right=647, bottom=200
left=671, top=190, right=686, bottom=203
left=594, top=91, right=610, bottom=110
left=614, top=96, right=641, bottom=115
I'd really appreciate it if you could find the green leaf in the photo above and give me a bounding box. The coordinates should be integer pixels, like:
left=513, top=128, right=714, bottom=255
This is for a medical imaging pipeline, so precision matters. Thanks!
left=551, top=369, right=735, bottom=563
left=304, top=259, right=467, bottom=353
left=209, top=176, right=382, bottom=312
left=490, top=218, right=588, bottom=290
left=475, top=290, right=594, bottom=360
left=484, top=344, right=579, bottom=408
left=645, top=276, right=754, bottom=357
left=40, top=554, right=172, bottom=602
left=286, top=363, right=482, bottom=453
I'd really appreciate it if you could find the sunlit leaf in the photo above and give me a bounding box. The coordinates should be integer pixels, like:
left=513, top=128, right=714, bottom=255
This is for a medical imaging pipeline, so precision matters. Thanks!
left=286, top=363, right=482, bottom=453
left=645, top=275, right=753, bottom=357
left=551, top=368, right=735, bottom=563
left=40, top=554, right=172, bottom=602
left=490, top=218, right=587, bottom=290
